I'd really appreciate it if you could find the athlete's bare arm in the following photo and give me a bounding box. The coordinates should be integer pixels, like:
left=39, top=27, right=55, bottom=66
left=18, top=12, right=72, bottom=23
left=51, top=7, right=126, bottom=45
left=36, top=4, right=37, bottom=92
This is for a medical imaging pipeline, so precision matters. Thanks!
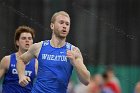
left=67, top=47, right=90, bottom=85
left=0, top=56, right=10, bottom=79
left=35, top=59, right=38, bottom=75
left=16, top=41, right=42, bottom=87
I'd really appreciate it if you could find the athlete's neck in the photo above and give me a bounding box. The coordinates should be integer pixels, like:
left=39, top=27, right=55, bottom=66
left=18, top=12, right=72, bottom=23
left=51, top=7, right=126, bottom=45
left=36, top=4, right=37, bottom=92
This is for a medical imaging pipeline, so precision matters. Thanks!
left=50, top=38, right=66, bottom=48
left=16, top=49, right=27, bottom=57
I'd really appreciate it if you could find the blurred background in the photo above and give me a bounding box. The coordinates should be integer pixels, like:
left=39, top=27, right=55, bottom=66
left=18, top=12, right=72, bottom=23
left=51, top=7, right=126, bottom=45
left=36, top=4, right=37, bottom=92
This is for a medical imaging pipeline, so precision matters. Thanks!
left=0, top=0, right=140, bottom=93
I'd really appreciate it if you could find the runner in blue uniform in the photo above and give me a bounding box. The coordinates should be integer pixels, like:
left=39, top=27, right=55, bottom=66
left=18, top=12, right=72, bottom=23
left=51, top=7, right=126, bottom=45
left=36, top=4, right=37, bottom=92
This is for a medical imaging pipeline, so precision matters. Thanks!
left=0, top=26, right=38, bottom=93
left=16, top=11, right=90, bottom=93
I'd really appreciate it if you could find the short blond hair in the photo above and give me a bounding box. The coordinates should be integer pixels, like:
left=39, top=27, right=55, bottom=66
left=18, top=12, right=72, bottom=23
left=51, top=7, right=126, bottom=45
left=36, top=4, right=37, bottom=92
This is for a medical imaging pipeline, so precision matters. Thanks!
left=51, top=11, right=70, bottom=23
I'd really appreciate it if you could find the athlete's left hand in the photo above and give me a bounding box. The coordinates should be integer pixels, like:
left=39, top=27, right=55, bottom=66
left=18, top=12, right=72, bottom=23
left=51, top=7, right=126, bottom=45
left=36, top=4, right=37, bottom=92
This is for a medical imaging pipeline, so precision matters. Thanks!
left=67, top=47, right=81, bottom=65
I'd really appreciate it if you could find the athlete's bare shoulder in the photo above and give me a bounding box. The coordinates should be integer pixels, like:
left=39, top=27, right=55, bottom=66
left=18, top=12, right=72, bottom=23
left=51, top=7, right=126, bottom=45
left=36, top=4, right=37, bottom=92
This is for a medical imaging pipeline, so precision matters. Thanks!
left=0, top=55, right=11, bottom=70
left=2, top=55, right=10, bottom=63
left=0, top=55, right=11, bottom=78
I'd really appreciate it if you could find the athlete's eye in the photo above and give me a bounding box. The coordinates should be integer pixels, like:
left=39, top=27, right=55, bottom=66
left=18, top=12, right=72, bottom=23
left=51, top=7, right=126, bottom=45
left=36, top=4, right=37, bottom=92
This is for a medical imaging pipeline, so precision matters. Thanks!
left=21, top=37, right=26, bottom=40
left=28, top=37, right=33, bottom=40
left=20, top=37, right=32, bottom=40
left=59, top=20, right=64, bottom=24
left=65, top=22, right=70, bottom=26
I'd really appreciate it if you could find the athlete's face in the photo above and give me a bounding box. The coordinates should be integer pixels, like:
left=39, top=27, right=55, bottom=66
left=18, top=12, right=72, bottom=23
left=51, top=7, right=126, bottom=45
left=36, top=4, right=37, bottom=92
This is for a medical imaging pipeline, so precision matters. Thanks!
left=16, top=32, right=33, bottom=51
left=51, top=15, right=70, bottom=39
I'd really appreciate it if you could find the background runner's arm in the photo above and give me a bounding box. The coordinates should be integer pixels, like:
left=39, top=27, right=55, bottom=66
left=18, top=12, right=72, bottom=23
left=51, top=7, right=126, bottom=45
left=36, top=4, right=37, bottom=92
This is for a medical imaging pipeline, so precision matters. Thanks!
left=0, top=56, right=9, bottom=79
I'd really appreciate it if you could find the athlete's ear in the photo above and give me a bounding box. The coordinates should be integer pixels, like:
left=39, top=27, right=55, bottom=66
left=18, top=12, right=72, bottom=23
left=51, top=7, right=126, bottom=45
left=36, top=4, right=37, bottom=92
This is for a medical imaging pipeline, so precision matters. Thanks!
left=16, top=40, right=19, bottom=47
left=50, top=23, right=54, bottom=30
